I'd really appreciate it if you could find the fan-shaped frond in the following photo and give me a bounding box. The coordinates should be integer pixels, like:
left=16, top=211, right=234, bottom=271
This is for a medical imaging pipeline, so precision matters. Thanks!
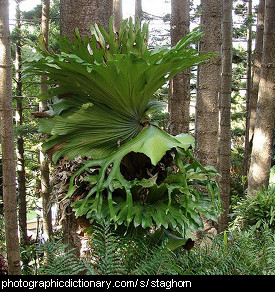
left=26, top=17, right=211, bottom=162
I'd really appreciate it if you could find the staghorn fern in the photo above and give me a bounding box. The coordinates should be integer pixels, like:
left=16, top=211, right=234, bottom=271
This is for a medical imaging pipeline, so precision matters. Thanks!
left=26, top=17, right=221, bottom=244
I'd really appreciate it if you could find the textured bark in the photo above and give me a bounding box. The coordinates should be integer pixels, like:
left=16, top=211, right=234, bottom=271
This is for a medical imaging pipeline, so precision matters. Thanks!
left=249, top=0, right=265, bottom=145
left=60, top=0, right=113, bottom=40
left=195, top=0, right=222, bottom=234
left=40, top=0, right=53, bottom=242
left=218, top=0, right=233, bottom=232
left=195, top=0, right=222, bottom=169
left=0, top=0, right=21, bottom=275
left=248, top=0, right=275, bottom=193
left=169, top=0, right=190, bottom=135
left=135, top=0, right=142, bottom=23
left=113, top=0, right=122, bottom=33
left=244, top=0, right=253, bottom=177
left=14, top=0, right=28, bottom=246
left=244, top=0, right=265, bottom=177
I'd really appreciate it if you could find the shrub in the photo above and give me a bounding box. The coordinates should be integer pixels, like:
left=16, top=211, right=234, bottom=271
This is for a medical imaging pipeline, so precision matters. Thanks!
left=37, top=221, right=275, bottom=275
left=179, top=225, right=275, bottom=275
left=230, top=186, right=275, bottom=232
left=37, top=221, right=182, bottom=275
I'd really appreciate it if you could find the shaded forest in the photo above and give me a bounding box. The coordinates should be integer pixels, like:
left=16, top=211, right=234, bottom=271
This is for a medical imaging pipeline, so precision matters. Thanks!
left=0, top=0, right=274, bottom=276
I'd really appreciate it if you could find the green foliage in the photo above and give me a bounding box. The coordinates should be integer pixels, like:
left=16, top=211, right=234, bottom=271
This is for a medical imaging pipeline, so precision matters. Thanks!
left=37, top=238, right=84, bottom=275
left=26, top=17, right=220, bottom=241
left=132, top=244, right=181, bottom=275
left=26, top=17, right=211, bottom=162
left=179, top=225, right=275, bottom=275
left=68, top=127, right=221, bottom=238
left=37, top=221, right=274, bottom=275
left=38, top=221, right=182, bottom=275
left=0, top=215, right=5, bottom=256
left=102, top=223, right=183, bottom=275
left=87, top=221, right=125, bottom=275
left=231, top=186, right=275, bottom=232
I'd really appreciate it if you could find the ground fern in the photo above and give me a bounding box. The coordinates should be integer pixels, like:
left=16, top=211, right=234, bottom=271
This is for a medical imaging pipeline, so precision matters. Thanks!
left=179, top=225, right=275, bottom=275
left=88, top=221, right=126, bottom=275
left=37, top=238, right=85, bottom=275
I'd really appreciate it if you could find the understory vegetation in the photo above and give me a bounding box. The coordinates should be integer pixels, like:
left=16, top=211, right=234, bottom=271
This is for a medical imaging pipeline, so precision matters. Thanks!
left=1, top=186, right=274, bottom=275
left=31, top=206, right=275, bottom=275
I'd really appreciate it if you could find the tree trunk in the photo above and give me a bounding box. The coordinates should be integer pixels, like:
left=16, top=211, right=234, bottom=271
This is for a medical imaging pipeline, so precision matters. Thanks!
left=135, top=0, right=142, bottom=24
left=195, top=0, right=222, bottom=168
left=245, top=0, right=265, bottom=178
left=0, top=0, right=21, bottom=275
left=247, top=0, right=275, bottom=193
left=40, top=0, right=53, bottom=242
left=113, top=0, right=122, bottom=33
left=244, top=0, right=253, bottom=178
left=169, top=0, right=190, bottom=135
left=195, top=0, right=222, bottom=234
left=218, top=0, right=233, bottom=232
left=60, top=0, right=113, bottom=40
left=59, top=0, right=113, bottom=257
left=14, top=0, right=28, bottom=246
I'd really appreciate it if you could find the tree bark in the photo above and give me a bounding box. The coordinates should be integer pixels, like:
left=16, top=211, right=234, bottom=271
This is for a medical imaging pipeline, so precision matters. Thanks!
left=195, top=0, right=222, bottom=234
left=0, top=0, right=21, bottom=275
left=218, top=0, right=233, bottom=232
left=247, top=0, right=275, bottom=193
left=169, top=0, right=190, bottom=135
left=245, top=0, right=265, bottom=179
left=135, top=0, right=142, bottom=24
left=14, top=0, right=28, bottom=246
left=244, top=0, right=253, bottom=178
left=113, top=0, right=122, bottom=33
left=195, top=0, right=222, bottom=169
left=40, top=0, right=53, bottom=242
left=249, top=0, right=265, bottom=145
left=60, top=0, right=113, bottom=40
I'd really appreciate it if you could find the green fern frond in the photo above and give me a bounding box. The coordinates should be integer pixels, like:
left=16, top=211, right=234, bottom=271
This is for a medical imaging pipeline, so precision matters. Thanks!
left=89, top=221, right=126, bottom=275
left=133, top=245, right=181, bottom=275
left=37, top=238, right=84, bottom=275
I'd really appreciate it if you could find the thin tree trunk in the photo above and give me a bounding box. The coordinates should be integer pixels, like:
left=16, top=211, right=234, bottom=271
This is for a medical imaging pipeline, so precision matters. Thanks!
left=0, top=0, right=21, bottom=275
left=40, top=0, right=53, bottom=242
left=195, top=0, right=222, bottom=234
left=245, top=0, right=265, bottom=178
left=15, top=0, right=28, bottom=246
left=195, top=0, right=222, bottom=169
left=135, top=0, right=142, bottom=24
left=244, top=0, right=253, bottom=178
left=218, top=0, right=233, bottom=232
left=113, top=0, right=122, bottom=33
left=247, top=0, right=275, bottom=193
left=169, top=0, right=190, bottom=135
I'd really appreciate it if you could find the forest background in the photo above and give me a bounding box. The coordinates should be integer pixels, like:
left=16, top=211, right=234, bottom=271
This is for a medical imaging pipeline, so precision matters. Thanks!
left=0, top=0, right=274, bottom=275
